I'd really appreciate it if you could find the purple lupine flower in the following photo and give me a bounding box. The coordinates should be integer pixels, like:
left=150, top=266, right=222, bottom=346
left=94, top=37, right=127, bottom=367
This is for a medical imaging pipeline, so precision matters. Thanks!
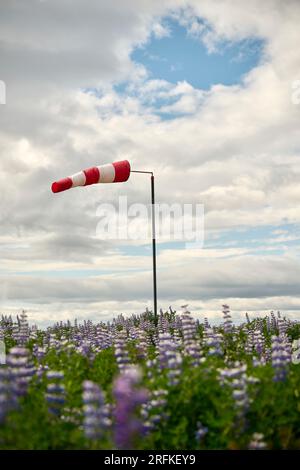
left=139, top=317, right=153, bottom=347
left=46, top=370, right=65, bottom=416
left=245, top=331, right=254, bottom=355
left=78, top=339, right=95, bottom=362
left=96, top=325, right=112, bottom=350
left=271, top=335, right=291, bottom=381
left=114, top=330, right=130, bottom=371
left=181, top=306, right=203, bottom=365
left=253, top=329, right=265, bottom=357
left=277, top=317, right=288, bottom=337
left=113, top=366, right=148, bottom=450
left=136, top=329, right=148, bottom=360
left=195, top=421, right=208, bottom=443
left=12, top=322, right=20, bottom=344
left=219, top=362, right=250, bottom=426
left=248, top=432, right=267, bottom=449
left=231, top=373, right=249, bottom=422
left=141, top=389, right=168, bottom=434
left=172, top=329, right=181, bottom=348
left=166, top=353, right=182, bottom=386
left=46, top=370, right=65, bottom=380
left=158, top=332, right=170, bottom=369
left=33, top=345, right=46, bottom=362
left=6, top=347, right=35, bottom=397
left=48, top=334, right=59, bottom=350
left=158, top=331, right=182, bottom=385
left=205, top=328, right=223, bottom=357
left=130, top=327, right=148, bottom=360
left=0, top=367, right=17, bottom=422
left=158, top=312, right=169, bottom=334
left=29, top=326, right=38, bottom=342
left=145, top=358, right=157, bottom=383
left=82, top=380, right=111, bottom=439
left=270, top=311, right=277, bottom=330
left=17, top=311, right=29, bottom=346
left=0, top=370, right=8, bottom=423
left=222, top=304, right=233, bottom=333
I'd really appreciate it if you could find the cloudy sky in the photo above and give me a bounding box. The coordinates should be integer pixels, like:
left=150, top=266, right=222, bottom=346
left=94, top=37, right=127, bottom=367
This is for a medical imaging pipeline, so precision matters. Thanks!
left=0, top=0, right=300, bottom=326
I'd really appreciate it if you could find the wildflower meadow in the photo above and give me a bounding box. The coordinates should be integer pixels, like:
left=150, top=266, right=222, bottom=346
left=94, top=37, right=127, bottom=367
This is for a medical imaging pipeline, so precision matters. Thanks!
left=0, top=306, right=300, bottom=450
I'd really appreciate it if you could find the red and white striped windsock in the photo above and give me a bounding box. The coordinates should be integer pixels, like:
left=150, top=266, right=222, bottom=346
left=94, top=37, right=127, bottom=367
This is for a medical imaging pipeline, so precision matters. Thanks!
left=51, top=160, right=130, bottom=193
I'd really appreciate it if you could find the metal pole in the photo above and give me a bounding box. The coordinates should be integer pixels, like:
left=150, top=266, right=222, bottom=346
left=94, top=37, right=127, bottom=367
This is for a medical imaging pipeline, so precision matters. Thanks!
left=131, top=170, right=157, bottom=322
left=151, top=174, right=158, bottom=321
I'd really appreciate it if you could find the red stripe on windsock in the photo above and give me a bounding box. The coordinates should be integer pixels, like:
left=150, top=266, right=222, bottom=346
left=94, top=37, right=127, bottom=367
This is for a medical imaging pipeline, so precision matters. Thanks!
left=113, top=160, right=130, bottom=182
left=51, top=177, right=73, bottom=193
left=83, top=167, right=100, bottom=185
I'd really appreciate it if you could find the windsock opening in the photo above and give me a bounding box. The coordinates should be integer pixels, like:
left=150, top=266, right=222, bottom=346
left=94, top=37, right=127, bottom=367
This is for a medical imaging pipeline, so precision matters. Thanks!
left=113, top=160, right=131, bottom=182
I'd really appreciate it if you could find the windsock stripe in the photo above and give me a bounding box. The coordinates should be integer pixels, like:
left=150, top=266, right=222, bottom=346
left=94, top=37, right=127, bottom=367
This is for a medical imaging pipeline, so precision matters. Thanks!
left=52, top=177, right=73, bottom=193
left=71, top=171, right=86, bottom=187
left=113, top=160, right=130, bottom=182
left=83, top=167, right=100, bottom=186
left=97, top=163, right=115, bottom=183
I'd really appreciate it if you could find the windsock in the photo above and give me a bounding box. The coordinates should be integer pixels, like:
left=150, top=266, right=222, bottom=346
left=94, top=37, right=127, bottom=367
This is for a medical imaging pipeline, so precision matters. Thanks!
left=51, top=160, right=130, bottom=193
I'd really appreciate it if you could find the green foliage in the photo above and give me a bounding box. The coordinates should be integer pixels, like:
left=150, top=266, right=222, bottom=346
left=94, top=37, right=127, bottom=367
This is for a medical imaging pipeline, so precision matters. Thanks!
left=0, top=318, right=300, bottom=449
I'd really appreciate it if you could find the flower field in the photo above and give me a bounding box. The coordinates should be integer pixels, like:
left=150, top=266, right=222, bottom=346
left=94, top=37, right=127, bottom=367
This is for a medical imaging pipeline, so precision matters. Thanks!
left=0, top=305, right=300, bottom=450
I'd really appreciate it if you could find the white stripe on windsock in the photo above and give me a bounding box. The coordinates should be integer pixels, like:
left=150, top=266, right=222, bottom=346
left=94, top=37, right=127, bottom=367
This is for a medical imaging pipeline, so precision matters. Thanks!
left=71, top=171, right=86, bottom=187
left=97, top=163, right=115, bottom=183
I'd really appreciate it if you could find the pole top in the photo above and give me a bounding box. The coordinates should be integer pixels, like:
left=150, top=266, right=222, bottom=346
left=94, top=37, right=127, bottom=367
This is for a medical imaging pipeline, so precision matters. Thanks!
left=131, top=170, right=154, bottom=176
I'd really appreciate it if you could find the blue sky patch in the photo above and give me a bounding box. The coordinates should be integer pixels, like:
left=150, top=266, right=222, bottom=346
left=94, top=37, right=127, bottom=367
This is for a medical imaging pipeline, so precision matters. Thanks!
left=131, top=17, right=264, bottom=90
left=206, top=223, right=300, bottom=257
